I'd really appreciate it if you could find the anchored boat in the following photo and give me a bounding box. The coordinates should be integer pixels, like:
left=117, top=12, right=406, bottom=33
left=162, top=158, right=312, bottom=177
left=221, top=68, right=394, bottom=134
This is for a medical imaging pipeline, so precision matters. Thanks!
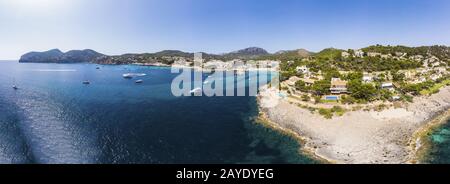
left=123, top=73, right=133, bottom=79
left=190, top=87, right=202, bottom=95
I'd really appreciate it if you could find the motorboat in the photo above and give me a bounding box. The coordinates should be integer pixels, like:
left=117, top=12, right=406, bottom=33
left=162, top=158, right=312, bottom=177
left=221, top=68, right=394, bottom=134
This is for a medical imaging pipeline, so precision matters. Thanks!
left=12, top=78, right=18, bottom=90
left=190, top=87, right=202, bottom=95
left=135, top=80, right=143, bottom=84
left=123, top=73, right=133, bottom=79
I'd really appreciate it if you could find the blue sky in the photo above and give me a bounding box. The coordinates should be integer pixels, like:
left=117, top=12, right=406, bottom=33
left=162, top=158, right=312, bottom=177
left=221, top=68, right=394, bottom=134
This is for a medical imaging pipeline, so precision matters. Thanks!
left=0, top=0, right=449, bottom=59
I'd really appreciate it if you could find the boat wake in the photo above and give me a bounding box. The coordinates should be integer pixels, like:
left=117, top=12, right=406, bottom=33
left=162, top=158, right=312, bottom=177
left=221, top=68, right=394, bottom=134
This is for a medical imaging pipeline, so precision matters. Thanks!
left=123, top=73, right=147, bottom=77
left=29, top=69, right=77, bottom=72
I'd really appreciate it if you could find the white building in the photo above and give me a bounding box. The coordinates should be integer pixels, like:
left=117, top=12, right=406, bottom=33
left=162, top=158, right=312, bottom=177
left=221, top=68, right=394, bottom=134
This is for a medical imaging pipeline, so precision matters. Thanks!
left=362, top=75, right=373, bottom=83
left=395, top=52, right=407, bottom=57
left=381, top=54, right=391, bottom=59
left=172, top=58, right=192, bottom=67
left=296, top=66, right=310, bottom=75
left=367, top=52, right=381, bottom=57
left=430, top=74, right=442, bottom=81
left=354, top=50, right=365, bottom=58
left=330, top=78, right=348, bottom=94
left=341, top=51, right=350, bottom=58
left=409, top=55, right=424, bottom=62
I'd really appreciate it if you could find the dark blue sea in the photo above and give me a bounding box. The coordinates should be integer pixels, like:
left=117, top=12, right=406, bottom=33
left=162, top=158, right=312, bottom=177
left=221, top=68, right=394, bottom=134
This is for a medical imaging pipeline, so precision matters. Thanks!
left=0, top=61, right=318, bottom=164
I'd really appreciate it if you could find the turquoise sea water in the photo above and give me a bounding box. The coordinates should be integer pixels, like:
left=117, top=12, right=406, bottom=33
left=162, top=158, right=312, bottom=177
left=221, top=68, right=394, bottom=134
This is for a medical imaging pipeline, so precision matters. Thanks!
left=0, top=61, right=317, bottom=164
left=422, top=119, right=450, bottom=163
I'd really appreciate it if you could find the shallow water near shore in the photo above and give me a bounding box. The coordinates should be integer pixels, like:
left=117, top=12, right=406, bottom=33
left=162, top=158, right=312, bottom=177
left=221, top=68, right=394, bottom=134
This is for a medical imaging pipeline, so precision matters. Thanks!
left=0, top=61, right=317, bottom=164
left=422, top=119, right=450, bottom=163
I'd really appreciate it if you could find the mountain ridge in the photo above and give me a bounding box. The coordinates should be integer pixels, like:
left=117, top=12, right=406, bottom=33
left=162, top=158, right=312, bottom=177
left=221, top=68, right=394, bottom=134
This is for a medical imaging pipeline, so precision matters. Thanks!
left=18, top=45, right=450, bottom=64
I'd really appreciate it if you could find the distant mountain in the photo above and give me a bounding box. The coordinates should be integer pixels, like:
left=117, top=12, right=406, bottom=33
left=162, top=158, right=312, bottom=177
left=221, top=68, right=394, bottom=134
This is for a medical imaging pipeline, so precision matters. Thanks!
left=274, top=49, right=313, bottom=58
left=224, top=47, right=269, bottom=59
left=19, top=49, right=64, bottom=63
left=19, top=49, right=104, bottom=63
left=154, top=50, right=193, bottom=57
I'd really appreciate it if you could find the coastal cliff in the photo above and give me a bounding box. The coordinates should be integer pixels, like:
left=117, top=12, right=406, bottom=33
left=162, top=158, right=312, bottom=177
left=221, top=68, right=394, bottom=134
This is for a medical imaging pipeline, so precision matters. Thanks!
left=258, top=86, right=450, bottom=164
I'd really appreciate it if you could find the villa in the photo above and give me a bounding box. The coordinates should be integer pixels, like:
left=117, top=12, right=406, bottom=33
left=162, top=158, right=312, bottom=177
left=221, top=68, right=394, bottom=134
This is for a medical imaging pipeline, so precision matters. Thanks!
left=341, top=51, right=350, bottom=58
left=430, top=73, right=443, bottom=81
left=354, top=50, right=365, bottom=57
left=395, top=52, right=407, bottom=57
left=381, top=54, right=391, bottom=59
left=362, top=74, right=373, bottom=83
left=411, top=77, right=427, bottom=84
left=367, top=52, right=381, bottom=57
left=296, top=66, right=310, bottom=75
left=330, top=78, right=348, bottom=94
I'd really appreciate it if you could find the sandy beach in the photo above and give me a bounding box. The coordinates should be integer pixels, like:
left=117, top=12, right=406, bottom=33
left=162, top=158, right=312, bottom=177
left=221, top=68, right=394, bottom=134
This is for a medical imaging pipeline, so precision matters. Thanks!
left=258, top=86, right=450, bottom=164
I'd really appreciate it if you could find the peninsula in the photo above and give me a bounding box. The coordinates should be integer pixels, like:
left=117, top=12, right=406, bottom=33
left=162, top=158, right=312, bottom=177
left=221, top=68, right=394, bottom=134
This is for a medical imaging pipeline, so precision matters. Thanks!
left=258, top=45, right=450, bottom=163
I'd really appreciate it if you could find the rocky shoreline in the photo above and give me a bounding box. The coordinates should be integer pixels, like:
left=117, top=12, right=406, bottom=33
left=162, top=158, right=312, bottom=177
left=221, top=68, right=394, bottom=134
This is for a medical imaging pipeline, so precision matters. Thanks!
left=257, top=86, right=450, bottom=164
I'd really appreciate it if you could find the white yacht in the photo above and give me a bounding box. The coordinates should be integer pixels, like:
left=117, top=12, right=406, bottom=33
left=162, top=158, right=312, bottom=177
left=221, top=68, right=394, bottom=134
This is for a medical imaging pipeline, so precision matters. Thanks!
left=12, top=78, right=18, bottom=90
left=123, top=73, right=133, bottom=79
left=190, top=87, right=202, bottom=95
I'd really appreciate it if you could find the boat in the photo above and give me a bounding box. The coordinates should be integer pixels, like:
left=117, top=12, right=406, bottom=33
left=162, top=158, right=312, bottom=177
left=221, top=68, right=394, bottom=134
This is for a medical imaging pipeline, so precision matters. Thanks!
left=96, top=66, right=100, bottom=69
left=82, top=80, right=90, bottom=85
left=190, top=87, right=202, bottom=95
left=123, top=73, right=147, bottom=79
left=123, top=73, right=133, bottom=79
left=12, top=78, right=18, bottom=90
left=135, top=80, right=143, bottom=84
left=203, top=80, right=209, bottom=84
